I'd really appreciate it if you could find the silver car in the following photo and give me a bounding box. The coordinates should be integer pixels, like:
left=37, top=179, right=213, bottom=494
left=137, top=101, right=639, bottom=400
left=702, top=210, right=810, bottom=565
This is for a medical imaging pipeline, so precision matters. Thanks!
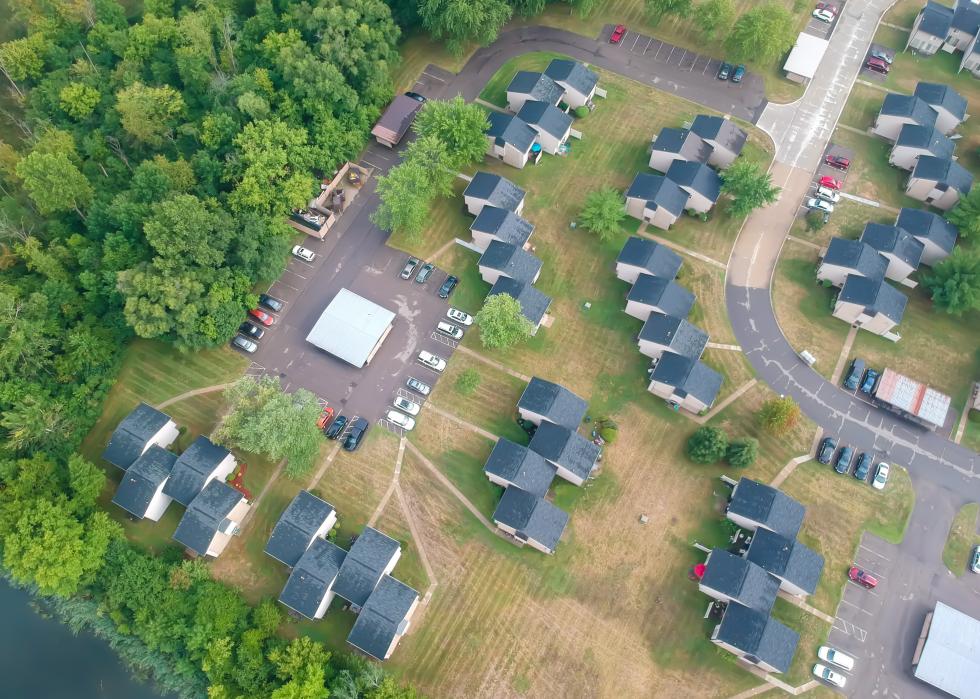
left=971, top=545, right=980, bottom=574
left=806, top=197, right=834, bottom=213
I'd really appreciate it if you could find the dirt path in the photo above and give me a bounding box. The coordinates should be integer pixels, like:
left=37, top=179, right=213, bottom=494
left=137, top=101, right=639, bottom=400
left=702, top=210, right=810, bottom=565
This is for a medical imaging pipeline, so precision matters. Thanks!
left=306, top=442, right=343, bottom=491
left=368, top=438, right=405, bottom=527
left=395, top=481, right=439, bottom=605
left=404, top=440, right=495, bottom=531
left=637, top=226, right=727, bottom=270
left=155, top=382, right=237, bottom=410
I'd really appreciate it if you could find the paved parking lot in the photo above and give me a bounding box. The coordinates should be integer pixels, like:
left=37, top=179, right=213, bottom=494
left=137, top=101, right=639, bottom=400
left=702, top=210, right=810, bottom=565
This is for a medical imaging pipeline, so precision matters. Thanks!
left=805, top=0, right=846, bottom=40
left=798, top=142, right=856, bottom=217
left=859, top=42, right=894, bottom=83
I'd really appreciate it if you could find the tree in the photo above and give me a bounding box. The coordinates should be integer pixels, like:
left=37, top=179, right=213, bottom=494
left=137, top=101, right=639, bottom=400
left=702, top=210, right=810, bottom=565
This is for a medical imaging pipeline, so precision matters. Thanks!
left=115, top=82, right=186, bottom=146
left=16, top=150, right=94, bottom=218
left=228, top=119, right=315, bottom=217
left=59, top=82, right=101, bottom=120
left=726, top=437, right=758, bottom=468
left=720, top=158, right=780, bottom=217
left=686, top=426, right=728, bottom=464
left=579, top=187, right=626, bottom=241
left=922, top=248, right=980, bottom=315
left=412, top=96, right=489, bottom=169
left=455, top=368, right=481, bottom=395
left=725, top=2, right=796, bottom=63
left=946, top=187, right=980, bottom=240
left=805, top=209, right=826, bottom=232
left=371, top=159, right=433, bottom=242
left=757, top=396, right=801, bottom=435
left=475, top=293, right=534, bottom=350
left=646, top=0, right=693, bottom=23
left=696, top=0, right=736, bottom=39
left=418, top=0, right=512, bottom=55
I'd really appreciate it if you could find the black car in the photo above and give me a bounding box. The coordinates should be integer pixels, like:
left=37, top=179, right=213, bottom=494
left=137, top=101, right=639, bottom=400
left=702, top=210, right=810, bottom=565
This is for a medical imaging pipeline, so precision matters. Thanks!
left=843, top=358, right=865, bottom=391
left=343, top=417, right=370, bottom=451
left=860, top=368, right=880, bottom=394
left=239, top=321, right=265, bottom=340
left=854, top=452, right=873, bottom=480
left=258, top=294, right=284, bottom=313
left=817, top=437, right=837, bottom=464
left=731, top=64, right=745, bottom=83
left=834, top=446, right=854, bottom=474
left=324, top=414, right=348, bottom=439
left=717, top=62, right=732, bottom=80
left=404, top=91, right=426, bottom=102
left=438, top=275, right=459, bottom=299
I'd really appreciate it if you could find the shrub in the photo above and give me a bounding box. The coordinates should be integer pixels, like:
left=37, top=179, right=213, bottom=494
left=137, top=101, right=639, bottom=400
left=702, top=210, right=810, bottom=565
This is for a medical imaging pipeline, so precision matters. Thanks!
left=726, top=438, right=758, bottom=468
left=757, top=396, right=801, bottom=435
left=686, top=426, right=729, bottom=464
left=805, top=209, right=826, bottom=231
left=455, top=368, right=481, bottom=395
left=599, top=426, right=618, bottom=443
left=573, top=105, right=589, bottom=118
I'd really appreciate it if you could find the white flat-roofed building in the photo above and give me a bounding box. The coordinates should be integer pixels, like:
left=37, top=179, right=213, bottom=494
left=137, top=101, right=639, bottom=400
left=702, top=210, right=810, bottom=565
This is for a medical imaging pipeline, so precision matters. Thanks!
left=913, top=601, right=980, bottom=699
left=783, top=33, right=829, bottom=83
left=306, top=289, right=396, bottom=368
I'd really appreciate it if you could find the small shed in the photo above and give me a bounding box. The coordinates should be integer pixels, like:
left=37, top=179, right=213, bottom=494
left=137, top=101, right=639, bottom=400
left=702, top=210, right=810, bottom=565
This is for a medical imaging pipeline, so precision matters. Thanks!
left=783, top=33, right=830, bottom=83
left=371, top=95, right=424, bottom=148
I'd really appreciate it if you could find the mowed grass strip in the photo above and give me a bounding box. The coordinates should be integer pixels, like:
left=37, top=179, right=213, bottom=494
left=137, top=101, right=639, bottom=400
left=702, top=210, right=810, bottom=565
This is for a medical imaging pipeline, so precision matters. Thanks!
left=479, top=51, right=570, bottom=107
left=790, top=197, right=895, bottom=248
left=387, top=178, right=470, bottom=259
left=942, top=502, right=980, bottom=575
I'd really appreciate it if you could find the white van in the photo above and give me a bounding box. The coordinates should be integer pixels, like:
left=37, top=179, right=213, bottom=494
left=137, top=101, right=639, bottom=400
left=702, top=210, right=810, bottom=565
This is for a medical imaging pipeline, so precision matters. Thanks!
left=436, top=321, right=463, bottom=340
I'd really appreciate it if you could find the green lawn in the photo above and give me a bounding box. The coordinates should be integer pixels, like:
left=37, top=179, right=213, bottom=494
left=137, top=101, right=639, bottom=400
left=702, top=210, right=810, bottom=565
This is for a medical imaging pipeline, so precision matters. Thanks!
left=964, top=413, right=980, bottom=453
left=942, top=502, right=980, bottom=575
left=838, top=83, right=891, bottom=132
left=391, top=32, right=470, bottom=93
left=771, top=598, right=832, bottom=687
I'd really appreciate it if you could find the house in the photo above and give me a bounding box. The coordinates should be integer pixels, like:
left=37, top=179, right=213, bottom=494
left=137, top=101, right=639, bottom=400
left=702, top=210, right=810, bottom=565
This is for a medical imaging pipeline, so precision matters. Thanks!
left=914, top=82, right=969, bottom=134
left=371, top=94, right=425, bottom=148
left=895, top=208, right=958, bottom=265
left=543, top=59, right=599, bottom=109
left=698, top=549, right=779, bottom=613
left=816, top=237, right=888, bottom=288
left=946, top=0, right=980, bottom=52
left=907, top=1, right=954, bottom=55
left=487, top=277, right=552, bottom=333
left=333, top=527, right=401, bottom=609
left=162, top=436, right=238, bottom=507
left=726, top=477, right=805, bottom=539
left=690, top=115, right=747, bottom=168
left=711, top=603, right=800, bottom=674
left=834, top=274, right=909, bottom=339
left=517, top=100, right=572, bottom=155
left=463, top=172, right=526, bottom=216
left=102, top=402, right=179, bottom=470
left=637, top=313, right=709, bottom=361
left=469, top=206, right=535, bottom=252
left=527, top=421, right=600, bottom=486
left=859, top=223, right=924, bottom=282
left=888, top=124, right=953, bottom=171
left=111, top=445, right=177, bottom=521
left=665, top=160, right=722, bottom=214
left=278, top=537, right=348, bottom=619
left=648, top=128, right=711, bottom=173
left=871, top=94, right=938, bottom=142
left=517, top=376, right=588, bottom=430
left=486, top=112, right=538, bottom=169
left=625, top=273, right=696, bottom=321
left=745, top=528, right=824, bottom=598
left=615, top=235, right=683, bottom=284
left=647, top=352, right=722, bottom=414
left=172, top=480, right=250, bottom=558
left=492, top=486, right=570, bottom=554
left=506, top=71, right=564, bottom=112
left=961, top=30, right=980, bottom=75
left=483, top=438, right=556, bottom=497
left=265, top=490, right=338, bottom=568
left=624, top=173, right=689, bottom=230
left=905, top=155, right=974, bottom=210
left=347, top=575, right=420, bottom=661
left=478, top=240, right=542, bottom=286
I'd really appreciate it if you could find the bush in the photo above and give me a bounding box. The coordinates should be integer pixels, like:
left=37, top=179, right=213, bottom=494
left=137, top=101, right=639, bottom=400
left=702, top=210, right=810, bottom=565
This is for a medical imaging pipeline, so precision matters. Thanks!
left=757, top=396, right=801, bottom=435
left=599, top=426, right=618, bottom=443
left=969, top=409, right=980, bottom=423
left=455, top=368, right=481, bottom=395
left=573, top=105, right=589, bottom=118
left=726, top=438, right=758, bottom=468
left=805, top=209, right=826, bottom=231
left=686, top=426, right=729, bottom=464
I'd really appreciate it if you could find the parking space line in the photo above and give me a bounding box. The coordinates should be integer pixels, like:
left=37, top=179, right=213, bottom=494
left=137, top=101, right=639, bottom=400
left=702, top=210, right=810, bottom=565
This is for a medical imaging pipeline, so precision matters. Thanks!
left=838, top=598, right=873, bottom=616
left=654, top=43, right=665, bottom=59
left=270, top=281, right=300, bottom=293
left=360, top=159, right=381, bottom=170
left=642, top=37, right=653, bottom=54
left=283, top=269, right=307, bottom=280
left=859, top=544, right=891, bottom=561
left=702, top=60, right=713, bottom=75
left=631, top=34, right=640, bottom=51
left=665, top=46, right=675, bottom=62
left=421, top=71, right=445, bottom=84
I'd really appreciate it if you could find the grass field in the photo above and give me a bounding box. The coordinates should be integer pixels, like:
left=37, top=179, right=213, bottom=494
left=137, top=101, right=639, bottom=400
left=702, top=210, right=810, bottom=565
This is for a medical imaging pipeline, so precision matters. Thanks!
left=826, top=127, right=922, bottom=210
left=789, top=198, right=895, bottom=249
left=941, top=502, right=980, bottom=575
left=964, top=414, right=980, bottom=453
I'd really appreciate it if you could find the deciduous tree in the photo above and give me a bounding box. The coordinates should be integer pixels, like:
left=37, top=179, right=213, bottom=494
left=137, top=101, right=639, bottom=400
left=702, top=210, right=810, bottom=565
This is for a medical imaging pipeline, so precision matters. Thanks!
left=922, top=248, right=980, bottom=315
left=412, top=96, right=489, bottom=169
left=115, top=82, right=186, bottom=146
left=579, top=186, right=626, bottom=242
left=726, top=437, right=758, bottom=468
left=724, top=2, right=796, bottom=63
left=59, top=82, right=101, bottom=120
left=476, top=293, right=534, bottom=350
left=720, top=158, right=780, bottom=217
left=946, top=187, right=980, bottom=240
left=227, top=119, right=315, bottom=217
left=696, top=0, right=736, bottom=39
left=757, top=396, right=801, bottom=435
left=418, top=0, right=512, bottom=55
left=646, top=0, right=693, bottom=23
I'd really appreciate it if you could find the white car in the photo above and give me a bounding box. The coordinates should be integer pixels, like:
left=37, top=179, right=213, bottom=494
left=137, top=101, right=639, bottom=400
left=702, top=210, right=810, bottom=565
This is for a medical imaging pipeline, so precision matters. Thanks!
left=436, top=321, right=464, bottom=340
left=816, top=186, right=841, bottom=203
left=812, top=8, right=835, bottom=22
left=406, top=377, right=431, bottom=395
left=813, top=664, right=846, bottom=688
left=292, top=245, right=316, bottom=262
left=818, top=646, right=855, bottom=671
left=417, top=350, right=446, bottom=372
left=385, top=409, right=416, bottom=431
left=872, top=462, right=890, bottom=490
left=392, top=396, right=421, bottom=416
left=806, top=197, right=834, bottom=213
left=447, top=307, right=473, bottom=326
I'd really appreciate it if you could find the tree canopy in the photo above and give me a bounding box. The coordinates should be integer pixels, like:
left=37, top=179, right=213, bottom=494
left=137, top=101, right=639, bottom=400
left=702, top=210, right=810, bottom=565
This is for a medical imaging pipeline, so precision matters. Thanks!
left=720, top=158, right=780, bottom=217
left=922, top=248, right=980, bottom=315
left=947, top=188, right=980, bottom=240
left=757, top=396, right=801, bottom=435
left=475, top=293, right=534, bottom=350
left=725, top=3, right=796, bottom=63
left=686, top=426, right=728, bottom=464
left=579, top=186, right=627, bottom=242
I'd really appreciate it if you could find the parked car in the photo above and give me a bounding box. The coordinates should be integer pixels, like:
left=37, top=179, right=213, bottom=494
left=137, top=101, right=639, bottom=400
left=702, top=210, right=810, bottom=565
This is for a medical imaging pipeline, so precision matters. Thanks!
left=406, top=377, right=431, bottom=396
left=417, top=350, right=447, bottom=372
left=316, top=407, right=335, bottom=430
left=816, top=2, right=838, bottom=12
left=400, top=256, right=420, bottom=280
left=447, top=307, right=473, bottom=325
left=872, top=462, right=890, bottom=490
left=731, top=65, right=745, bottom=83
left=819, top=175, right=842, bottom=190
left=385, top=410, right=416, bottom=431
left=438, top=275, right=459, bottom=299
left=817, top=437, right=837, bottom=464
left=860, top=368, right=879, bottom=394
left=870, top=47, right=894, bottom=64
left=806, top=197, right=834, bottom=213
left=812, top=664, right=847, bottom=689
left=825, top=155, right=850, bottom=171
left=854, top=452, right=873, bottom=481
left=343, top=417, right=369, bottom=451
left=848, top=566, right=878, bottom=588
left=415, top=262, right=435, bottom=283
left=843, top=358, right=865, bottom=390
left=324, top=414, right=348, bottom=439
left=971, top=545, right=980, bottom=574
left=818, top=646, right=855, bottom=671
left=404, top=91, right=426, bottom=102
left=292, top=245, right=316, bottom=262
left=816, top=185, right=841, bottom=203
left=610, top=24, right=626, bottom=43
left=834, top=446, right=854, bottom=474
left=248, top=308, right=275, bottom=326
left=436, top=321, right=463, bottom=340
left=258, top=294, right=285, bottom=313
left=239, top=321, right=265, bottom=340
left=392, top=396, right=421, bottom=416
left=865, top=57, right=889, bottom=75
left=812, top=8, right=835, bottom=22
left=231, top=335, right=258, bottom=353
left=717, top=62, right=732, bottom=80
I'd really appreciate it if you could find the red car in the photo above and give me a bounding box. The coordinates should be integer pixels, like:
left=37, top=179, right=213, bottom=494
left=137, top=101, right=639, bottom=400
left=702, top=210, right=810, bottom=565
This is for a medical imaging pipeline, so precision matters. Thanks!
left=819, top=175, right=842, bottom=190
left=316, top=406, right=335, bottom=430
left=825, top=155, right=850, bottom=171
left=248, top=308, right=275, bottom=326
left=848, top=566, right=878, bottom=589
left=610, top=24, right=626, bottom=43
left=816, top=2, right=837, bottom=13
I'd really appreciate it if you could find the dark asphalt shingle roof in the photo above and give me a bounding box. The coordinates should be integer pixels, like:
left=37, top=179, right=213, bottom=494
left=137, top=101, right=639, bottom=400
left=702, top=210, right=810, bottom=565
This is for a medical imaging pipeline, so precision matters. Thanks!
left=518, top=377, right=588, bottom=430
left=638, top=313, right=709, bottom=360
left=728, top=478, right=805, bottom=539
left=894, top=124, right=954, bottom=160
left=483, top=438, right=556, bottom=497
left=347, top=575, right=419, bottom=660
left=952, top=0, right=980, bottom=34
left=616, top=236, right=683, bottom=280
left=279, top=537, right=348, bottom=619
left=487, top=112, right=537, bottom=153
left=651, top=128, right=712, bottom=165
left=333, top=527, right=401, bottom=608
left=172, top=480, right=244, bottom=556
left=822, top=237, right=888, bottom=280
left=690, top=115, right=748, bottom=157
left=111, top=445, right=177, bottom=518
left=878, top=94, right=938, bottom=128
left=492, top=486, right=569, bottom=552
left=488, top=277, right=552, bottom=327
left=627, top=273, right=696, bottom=318
left=478, top=240, right=542, bottom=285
left=745, top=528, right=825, bottom=596
left=911, top=155, right=975, bottom=194
left=464, top=172, right=525, bottom=212
left=102, top=402, right=174, bottom=470
left=914, top=82, right=968, bottom=121
left=860, top=222, right=925, bottom=269
left=666, top=160, right=722, bottom=202
left=714, top=603, right=799, bottom=674
left=626, top=173, right=690, bottom=217
left=507, top=71, right=565, bottom=105
left=895, top=208, right=958, bottom=253
left=471, top=206, right=535, bottom=248
left=701, top=549, right=780, bottom=613
left=517, top=100, right=572, bottom=139
left=916, top=1, right=953, bottom=38
left=265, top=490, right=337, bottom=567
left=838, top=274, right=909, bottom=324
left=163, top=436, right=233, bottom=506
left=650, top=352, right=722, bottom=407
left=544, top=59, right=598, bottom=97
left=527, top=421, right=600, bottom=482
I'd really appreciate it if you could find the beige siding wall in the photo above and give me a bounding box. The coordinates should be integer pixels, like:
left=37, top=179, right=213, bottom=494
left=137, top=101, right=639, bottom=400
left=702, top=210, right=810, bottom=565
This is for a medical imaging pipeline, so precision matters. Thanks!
left=648, top=151, right=682, bottom=173
left=615, top=262, right=645, bottom=284
left=833, top=300, right=898, bottom=336
left=518, top=407, right=547, bottom=426
left=478, top=265, right=504, bottom=285
left=680, top=188, right=712, bottom=214
left=506, top=92, right=530, bottom=113
left=625, top=299, right=655, bottom=322
left=625, top=196, right=647, bottom=221
left=871, top=114, right=907, bottom=142
left=144, top=486, right=173, bottom=522
left=879, top=254, right=915, bottom=282
left=638, top=337, right=667, bottom=360
left=905, top=176, right=961, bottom=210
left=931, top=109, right=960, bottom=135
left=471, top=231, right=496, bottom=252
left=945, top=28, right=975, bottom=51
left=888, top=144, right=924, bottom=171
left=705, top=145, right=735, bottom=169
left=647, top=206, right=677, bottom=231
left=815, top=262, right=851, bottom=287
left=918, top=239, right=949, bottom=266
left=530, top=127, right=565, bottom=155
left=648, top=379, right=709, bottom=413
left=463, top=195, right=488, bottom=217
left=486, top=138, right=530, bottom=169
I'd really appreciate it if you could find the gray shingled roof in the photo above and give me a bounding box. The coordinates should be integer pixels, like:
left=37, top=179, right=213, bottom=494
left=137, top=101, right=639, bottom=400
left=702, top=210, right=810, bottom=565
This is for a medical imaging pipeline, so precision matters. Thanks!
left=478, top=240, right=542, bottom=285
left=952, top=0, right=980, bottom=33
left=895, top=208, right=958, bottom=254
left=728, top=478, right=805, bottom=539
left=347, top=575, right=419, bottom=661
left=916, top=1, right=953, bottom=38
left=860, top=222, right=925, bottom=269
left=666, top=160, right=722, bottom=202
left=172, top=480, right=244, bottom=556
left=878, top=94, right=938, bottom=128
left=518, top=376, right=588, bottom=430
left=822, top=237, right=888, bottom=280
left=627, top=273, right=696, bottom=318
left=507, top=71, right=565, bottom=106
left=517, top=100, right=573, bottom=139
left=102, top=402, right=173, bottom=470
left=544, top=59, right=598, bottom=97
left=527, top=421, right=600, bottom=482
left=483, top=438, right=556, bottom=497
left=626, top=173, right=690, bottom=217
left=639, top=313, right=709, bottom=360
left=111, top=445, right=177, bottom=518
left=471, top=206, right=535, bottom=248
left=650, top=352, right=722, bottom=407
left=914, top=82, right=968, bottom=122
left=265, top=490, right=336, bottom=567
left=616, top=236, right=683, bottom=280
left=651, top=128, right=711, bottom=165
left=745, top=528, right=825, bottom=596
left=487, top=112, right=537, bottom=153
left=163, top=436, right=233, bottom=506
left=701, top=549, right=780, bottom=613
left=464, top=172, right=525, bottom=212
left=492, top=486, right=569, bottom=552
left=894, top=124, right=954, bottom=160
left=333, top=527, right=401, bottom=608
left=714, top=603, right=799, bottom=674
left=690, top=115, right=747, bottom=157
left=279, top=537, right=348, bottom=619
left=911, top=155, right=975, bottom=194
left=838, top=274, right=909, bottom=324
left=488, top=277, right=552, bottom=326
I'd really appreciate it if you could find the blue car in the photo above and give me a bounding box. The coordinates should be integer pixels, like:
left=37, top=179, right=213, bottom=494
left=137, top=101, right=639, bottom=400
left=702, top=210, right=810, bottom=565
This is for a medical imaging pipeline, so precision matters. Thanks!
left=835, top=446, right=854, bottom=474
left=731, top=64, right=746, bottom=83
left=860, top=368, right=879, bottom=394
left=843, top=358, right=865, bottom=391
left=817, top=437, right=837, bottom=464
left=854, top=452, right=873, bottom=481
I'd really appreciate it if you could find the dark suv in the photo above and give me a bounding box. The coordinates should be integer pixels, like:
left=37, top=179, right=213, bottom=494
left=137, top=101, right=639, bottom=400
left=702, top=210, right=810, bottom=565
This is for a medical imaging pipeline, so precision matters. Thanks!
left=258, top=294, right=284, bottom=313
left=817, top=437, right=837, bottom=464
left=343, top=417, right=370, bottom=451
left=324, top=414, right=348, bottom=439
left=860, top=368, right=879, bottom=394
left=438, top=275, right=459, bottom=299
left=717, top=62, right=732, bottom=80
left=854, top=452, right=873, bottom=481
left=834, top=446, right=854, bottom=474
left=843, top=358, right=865, bottom=391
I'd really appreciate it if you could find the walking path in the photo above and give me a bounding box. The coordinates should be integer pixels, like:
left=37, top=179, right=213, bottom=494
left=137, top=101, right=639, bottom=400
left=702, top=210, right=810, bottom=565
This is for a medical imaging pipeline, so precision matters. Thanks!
left=455, top=345, right=532, bottom=382
left=404, top=440, right=496, bottom=531
left=830, top=326, right=859, bottom=385
left=785, top=235, right=822, bottom=251
left=638, top=226, right=727, bottom=270
left=306, top=442, right=342, bottom=490
left=725, top=683, right=775, bottom=699
left=155, top=381, right=236, bottom=410
left=856, top=77, right=893, bottom=93
left=238, top=458, right=287, bottom=527
left=368, top=438, right=405, bottom=527
left=395, top=482, right=439, bottom=605
left=777, top=589, right=836, bottom=624
left=692, top=378, right=757, bottom=425
left=953, top=387, right=976, bottom=444
left=426, top=236, right=460, bottom=265
left=770, top=455, right=812, bottom=489
left=425, top=402, right=498, bottom=441
left=836, top=122, right=869, bottom=137
left=705, top=342, right=741, bottom=351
